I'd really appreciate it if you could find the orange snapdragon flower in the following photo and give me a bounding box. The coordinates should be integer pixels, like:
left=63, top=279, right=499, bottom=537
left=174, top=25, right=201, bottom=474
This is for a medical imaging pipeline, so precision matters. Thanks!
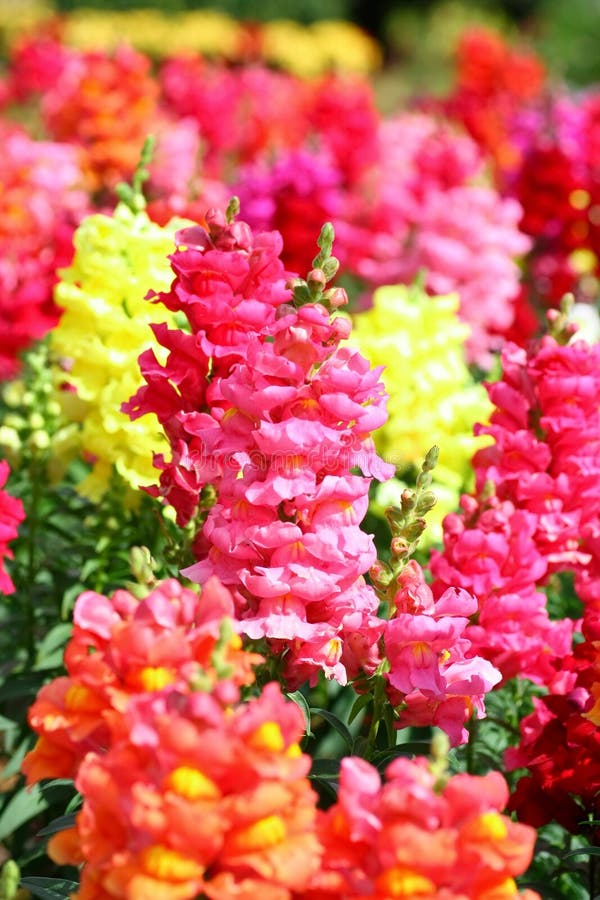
left=22, top=576, right=261, bottom=784
left=299, top=755, right=540, bottom=899
left=47, top=683, right=319, bottom=899
left=42, top=45, right=159, bottom=192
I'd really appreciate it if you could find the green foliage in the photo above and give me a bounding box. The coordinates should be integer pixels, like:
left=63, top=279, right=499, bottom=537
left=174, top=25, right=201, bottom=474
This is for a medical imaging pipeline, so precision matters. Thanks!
left=52, top=0, right=352, bottom=22
left=536, top=0, right=600, bottom=86
left=0, top=345, right=190, bottom=884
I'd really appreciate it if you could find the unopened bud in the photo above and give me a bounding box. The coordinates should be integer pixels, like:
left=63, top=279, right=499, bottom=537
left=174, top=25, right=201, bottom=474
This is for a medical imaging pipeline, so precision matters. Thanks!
left=390, top=536, right=409, bottom=557
left=0, top=859, right=20, bottom=900
left=307, top=268, right=327, bottom=289
left=321, top=256, right=339, bottom=280
left=415, top=490, right=437, bottom=514
left=400, top=489, right=416, bottom=512
left=370, top=560, right=393, bottom=587
left=225, top=195, right=240, bottom=223
left=423, top=446, right=439, bottom=472
left=404, top=520, right=426, bottom=542
left=326, top=287, right=348, bottom=308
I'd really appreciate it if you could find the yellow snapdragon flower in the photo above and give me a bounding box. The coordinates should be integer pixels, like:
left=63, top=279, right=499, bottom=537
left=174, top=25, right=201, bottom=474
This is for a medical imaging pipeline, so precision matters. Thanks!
left=261, top=19, right=381, bottom=77
left=51, top=203, right=188, bottom=500
left=62, top=9, right=244, bottom=60
left=351, top=283, right=492, bottom=542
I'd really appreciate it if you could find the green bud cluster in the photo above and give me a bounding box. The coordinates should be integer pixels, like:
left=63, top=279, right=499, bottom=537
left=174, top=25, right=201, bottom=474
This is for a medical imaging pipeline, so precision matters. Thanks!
left=370, top=446, right=439, bottom=607
left=115, top=134, right=155, bottom=213
left=288, top=223, right=348, bottom=313
left=0, top=340, right=69, bottom=469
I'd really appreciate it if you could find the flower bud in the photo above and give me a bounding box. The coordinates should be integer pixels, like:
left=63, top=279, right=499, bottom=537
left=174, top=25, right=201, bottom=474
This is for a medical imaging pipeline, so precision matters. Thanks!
left=307, top=268, right=327, bottom=289
left=326, top=287, right=348, bottom=309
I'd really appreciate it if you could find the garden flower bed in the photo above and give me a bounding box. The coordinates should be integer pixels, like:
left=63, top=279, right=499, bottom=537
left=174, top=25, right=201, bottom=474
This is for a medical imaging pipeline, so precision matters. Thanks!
left=0, top=7, right=599, bottom=898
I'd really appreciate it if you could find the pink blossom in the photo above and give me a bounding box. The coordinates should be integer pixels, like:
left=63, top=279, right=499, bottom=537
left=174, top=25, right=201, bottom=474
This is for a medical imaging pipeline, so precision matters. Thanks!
left=0, top=460, right=24, bottom=595
left=128, top=208, right=393, bottom=684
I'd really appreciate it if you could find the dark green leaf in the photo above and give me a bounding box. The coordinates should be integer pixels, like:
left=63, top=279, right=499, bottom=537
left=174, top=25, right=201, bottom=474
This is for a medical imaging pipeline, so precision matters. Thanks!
left=310, top=707, right=353, bottom=750
left=34, top=623, right=72, bottom=671
left=36, top=813, right=77, bottom=838
left=562, top=846, right=600, bottom=860
left=309, top=758, right=340, bottom=779
left=348, top=692, right=372, bottom=725
left=20, top=876, right=80, bottom=900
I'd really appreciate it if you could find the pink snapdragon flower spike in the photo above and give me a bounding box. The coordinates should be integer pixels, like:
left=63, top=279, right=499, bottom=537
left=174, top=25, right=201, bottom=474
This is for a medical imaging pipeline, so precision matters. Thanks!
left=126, top=208, right=394, bottom=684
left=367, top=453, right=502, bottom=745
left=431, top=325, right=600, bottom=685
left=383, top=560, right=501, bottom=745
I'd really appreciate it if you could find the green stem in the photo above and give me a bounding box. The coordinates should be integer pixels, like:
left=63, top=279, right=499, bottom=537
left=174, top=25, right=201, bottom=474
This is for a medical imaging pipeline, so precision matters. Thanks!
left=466, top=715, right=478, bottom=775
left=365, top=674, right=386, bottom=760
left=25, top=454, right=42, bottom=665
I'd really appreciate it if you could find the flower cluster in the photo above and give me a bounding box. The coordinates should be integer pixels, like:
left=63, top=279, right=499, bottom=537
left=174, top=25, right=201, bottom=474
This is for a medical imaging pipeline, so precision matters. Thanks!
left=235, top=113, right=531, bottom=367
left=126, top=209, right=394, bottom=685
left=347, top=114, right=531, bottom=368
left=431, top=331, right=600, bottom=683
left=0, top=125, right=88, bottom=379
left=438, top=29, right=600, bottom=314
left=383, top=560, right=501, bottom=745
left=50, top=202, right=190, bottom=499
left=23, top=577, right=321, bottom=899
left=441, top=26, right=546, bottom=174
left=0, top=30, right=537, bottom=362
left=41, top=44, right=160, bottom=192
left=299, top=753, right=540, bottom=899
left=0, top=459, right=24, bottom=595
left=350, top=282, right=492, bottom=539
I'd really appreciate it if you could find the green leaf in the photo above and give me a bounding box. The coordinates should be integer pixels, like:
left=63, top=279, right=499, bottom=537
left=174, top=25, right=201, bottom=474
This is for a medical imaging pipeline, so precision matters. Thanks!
left=2, top=737, right=32, bottom=780
left=285, top=691, right=313, bottom=737
left=348, top=692, right=372, bottom=725
left=20, top=876, right=80, bottom=900
left=562, top=846, right=600, bottom=860
left=65, top=791, right=83, bottom=814
left=0, top=715, right=18, bottom=731
left=34, top=623, right=72, bottom=671
left=36, top=813, right=77, bottom=838
left=310, top=707, right=353, bottom=751
left=0, top=784, right=48, bottom=841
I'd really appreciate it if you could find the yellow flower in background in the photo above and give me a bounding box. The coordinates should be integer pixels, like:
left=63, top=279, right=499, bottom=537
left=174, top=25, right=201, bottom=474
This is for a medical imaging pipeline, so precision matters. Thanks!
left=261, top=19, right=381, bottom=77
left=260, top=20, right=324, bottom=78
left=62, top=9, right=245, bottom=60
left=56, top=9, right=380, bottom=75
left=51, top=203, right=188, bottom=500
left=351, top=283, right=492, bottom=542
left=0, top=0, right=52, bottom=44
left=310, top=20, right=383, bottom=74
